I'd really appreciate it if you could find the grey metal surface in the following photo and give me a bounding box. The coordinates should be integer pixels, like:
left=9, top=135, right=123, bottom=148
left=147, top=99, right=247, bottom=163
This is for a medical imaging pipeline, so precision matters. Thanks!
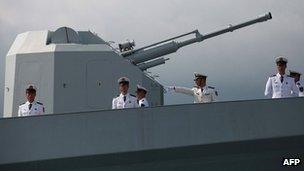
left=1, top=136, right=303, bottom=171
left=124, top=13, right=272, bottom=64
left=4, top=30, right=163, bottom=117
left=3, top=13, right=272, bottom=117
left=0, top=98, right=303, bottom=166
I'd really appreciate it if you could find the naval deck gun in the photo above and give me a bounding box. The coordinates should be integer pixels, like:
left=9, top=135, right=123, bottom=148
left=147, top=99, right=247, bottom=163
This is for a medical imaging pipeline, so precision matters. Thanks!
left=122, top=12, right=272, bottom=70
left=4, top=13, right=272, bottom=117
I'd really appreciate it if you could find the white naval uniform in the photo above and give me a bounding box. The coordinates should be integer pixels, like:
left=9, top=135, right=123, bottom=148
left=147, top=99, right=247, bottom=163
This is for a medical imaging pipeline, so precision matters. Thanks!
left=18, top=101, right=45, bottom=117
left=264, top=73, right=299, bottom=98
left=112, top=93, right=138, bottom=109
left=138, top=98, right=149, bottom=107
left=173, top=85, right=217, bottom=103
left=296, top=81, right=304, bottom=97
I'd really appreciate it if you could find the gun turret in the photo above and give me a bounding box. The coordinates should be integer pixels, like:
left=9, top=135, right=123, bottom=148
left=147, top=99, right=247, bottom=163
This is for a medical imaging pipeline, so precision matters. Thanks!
left=122, top=12, right=272, bottom=66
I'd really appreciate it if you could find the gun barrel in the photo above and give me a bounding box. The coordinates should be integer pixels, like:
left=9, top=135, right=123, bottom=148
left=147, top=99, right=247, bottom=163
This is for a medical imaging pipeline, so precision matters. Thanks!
left=138, top=58, right=169, bottom=70
left=125, top=12, right=272, bottom=64
left=178, top=12, right=272, bottom=47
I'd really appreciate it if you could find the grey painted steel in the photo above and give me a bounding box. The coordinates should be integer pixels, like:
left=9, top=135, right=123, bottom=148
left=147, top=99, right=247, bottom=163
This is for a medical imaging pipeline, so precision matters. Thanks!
left=138, top=58, right=169, bottom=70
left=51, top=27, right=81, bottom=44
left=4, top=30, right=163, bottom=117
left=1, top=136, right=303, bottom=171
left=125, top=13, right=272, bottom=64
left=3, top=13, right=272, bottom=117
left=0, top=98, right=303, bottom=166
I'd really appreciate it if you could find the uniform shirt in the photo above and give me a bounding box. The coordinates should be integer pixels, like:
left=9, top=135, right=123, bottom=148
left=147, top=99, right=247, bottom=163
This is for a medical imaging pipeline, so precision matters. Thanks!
left=296, top=81, right=304, bottom=97
left=112, top=93, right=138, bottom=109
left=18, top=101, right=45, bottom=117
left=173, top=85, right=217, bottom=103
left=138, top=98, right=149, bottom=107
left=265, top=73, right=299, bottom=98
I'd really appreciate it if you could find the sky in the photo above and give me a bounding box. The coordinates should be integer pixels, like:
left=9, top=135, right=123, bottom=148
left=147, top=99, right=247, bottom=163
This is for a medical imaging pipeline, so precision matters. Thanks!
left=1, top=0, right=304, bottom=115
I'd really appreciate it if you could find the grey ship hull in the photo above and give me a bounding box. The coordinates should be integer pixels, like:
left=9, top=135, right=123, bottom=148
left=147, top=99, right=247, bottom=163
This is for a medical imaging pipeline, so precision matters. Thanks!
left=1, top=98, right=304, bottom=170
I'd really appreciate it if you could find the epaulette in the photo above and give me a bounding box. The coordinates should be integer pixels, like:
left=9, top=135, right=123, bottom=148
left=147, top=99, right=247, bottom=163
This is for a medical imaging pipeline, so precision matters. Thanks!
left=270, top=74, right=276, bottom=77
left=130, top=94, right=136, bottom=97
left=193, top=85, right=199, bottom=88
left=20, top=102, right=25, bottom=105
left=117, top=94, right=120, bottom=97
left=208, top=86, right=215, bottom=89
left=287, top=75, right=293, bottom=78
left=37, top=102, right=43, bottom=105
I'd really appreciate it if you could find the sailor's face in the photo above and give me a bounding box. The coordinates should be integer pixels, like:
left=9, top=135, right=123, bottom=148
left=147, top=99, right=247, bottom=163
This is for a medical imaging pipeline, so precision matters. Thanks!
left=119, top=83, right=129, bottom=94
left=136, top=90, right=146, bottom=99
left=195, top=78, right=206, bottom=87
left=26, top=92, right=36, bottom=103
left=277, top=63, right=286, bottom=74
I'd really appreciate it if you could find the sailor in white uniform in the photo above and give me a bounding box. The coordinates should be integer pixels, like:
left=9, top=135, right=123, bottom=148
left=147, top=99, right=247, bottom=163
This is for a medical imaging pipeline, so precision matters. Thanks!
left=112, top=77, right=138, bottom=109
left=289, top=70, right=304, bottom=97
left=136, top=85, right=149, bottom=107
left=167, top=73, right=218, bottom=103
left=265, top=57, right=299, bottom=98
left=18, top=85, right=45, bottom=117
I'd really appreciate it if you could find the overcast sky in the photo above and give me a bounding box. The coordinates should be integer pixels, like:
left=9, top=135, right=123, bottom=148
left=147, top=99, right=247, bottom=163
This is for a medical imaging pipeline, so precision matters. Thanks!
left=1, top=0, right=304, bottom=115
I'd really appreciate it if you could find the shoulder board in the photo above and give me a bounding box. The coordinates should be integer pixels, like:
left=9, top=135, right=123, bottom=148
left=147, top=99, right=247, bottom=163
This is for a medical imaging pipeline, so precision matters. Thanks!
left=287, top=75, right=293, bottom=78
left=270, top=74, right=276, bottom=77
left=116, top=94, right=120, bottom=97
left=37, top=102, right=43, bottom=105
left=130, top=94, right=136, bottom=97
left=208, top=86, right=215, bottom=89
left=141, top=104, right=145, bottom=107
left=20, top=102, right=25, bottom=105
left=193, top=86, right=199, bottom=88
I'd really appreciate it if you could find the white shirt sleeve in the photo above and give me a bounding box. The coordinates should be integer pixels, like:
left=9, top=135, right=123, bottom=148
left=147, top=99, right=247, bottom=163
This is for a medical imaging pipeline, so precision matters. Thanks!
left=291, top=79, right=299, bottom=97
left=134, top=99, right=139, bottom=108
left=112, top=98, right=117, bottom=109
left=264, top=77, right=272, bottom=97
left=211, top=90, right=217, bottom=102
left=18, top=106, right=22, bottom=117
left=39, top=105, right=45, bottom=115
left=174, top=86, right=194, bottom=96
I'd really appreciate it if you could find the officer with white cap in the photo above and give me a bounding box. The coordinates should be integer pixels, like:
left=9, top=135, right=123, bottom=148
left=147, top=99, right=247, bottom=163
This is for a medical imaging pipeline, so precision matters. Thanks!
left=167, top=72, right=218, bottom=103
left=112, top=77, right=138, bottom=109
left=18, top=85, right=45, bottom=117
left=264, top=56, right=299, bottom=98
left=136, top=85, right=149, bottom=107
left=289, top=70, right=304, bottom=97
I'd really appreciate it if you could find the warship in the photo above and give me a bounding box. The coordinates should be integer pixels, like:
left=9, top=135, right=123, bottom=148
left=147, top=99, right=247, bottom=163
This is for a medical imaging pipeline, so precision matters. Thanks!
left=1, top=12, right=304, bottom=170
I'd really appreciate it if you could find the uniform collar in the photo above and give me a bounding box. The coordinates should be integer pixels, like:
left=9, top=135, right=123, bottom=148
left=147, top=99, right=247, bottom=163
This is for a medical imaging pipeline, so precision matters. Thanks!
left=276, top=73, right=286, bottom=77
left=139, top=97, right=146, bottom=102
left=120, top=93, right=129, bottom=98
left=198, top=85, right=207, bottom=90
left=194, top=85, right=207, bottom=89
left=25, top=100, right=36, bottom=105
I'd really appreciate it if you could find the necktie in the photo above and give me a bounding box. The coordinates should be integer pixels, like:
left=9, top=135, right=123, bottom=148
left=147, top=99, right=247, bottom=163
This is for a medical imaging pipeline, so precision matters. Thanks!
left=29, top=104, right=32, bottom=110
left=280, top=76, right=284, bottom=83
left=123, top=96, right=126, bottom=102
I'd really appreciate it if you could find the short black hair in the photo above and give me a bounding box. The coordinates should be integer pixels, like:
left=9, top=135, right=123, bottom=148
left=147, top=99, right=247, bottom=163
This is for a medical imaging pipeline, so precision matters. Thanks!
left=276, top=61, right=287, bottom=65
left=136, top=89, right=147, bottom=94
left=26, top=88, right=36, bottom=94
left=119, top=81, right=129, bottom=86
